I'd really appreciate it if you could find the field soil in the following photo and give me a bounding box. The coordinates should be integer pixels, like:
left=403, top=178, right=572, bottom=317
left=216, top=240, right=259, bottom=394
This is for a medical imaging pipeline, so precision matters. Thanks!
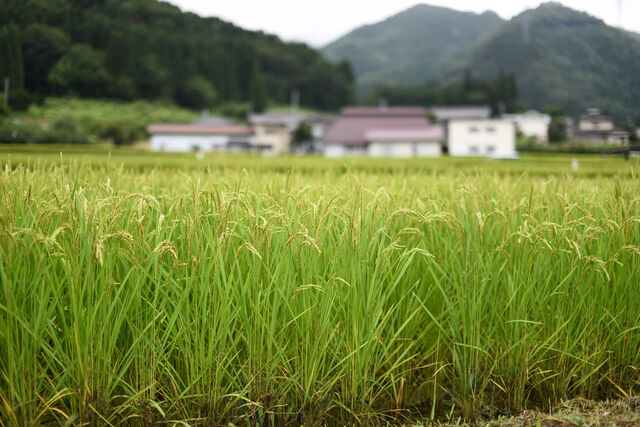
left=461, top=397, right=640, bottom=426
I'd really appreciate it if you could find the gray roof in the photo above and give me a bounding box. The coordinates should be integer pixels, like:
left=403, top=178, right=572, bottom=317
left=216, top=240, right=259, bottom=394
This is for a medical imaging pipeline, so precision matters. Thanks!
left=192, top=116, right=233, bottom=126
left=430, top=106, right=491, bottom=121
left=249, top=111, right=308, bottom=131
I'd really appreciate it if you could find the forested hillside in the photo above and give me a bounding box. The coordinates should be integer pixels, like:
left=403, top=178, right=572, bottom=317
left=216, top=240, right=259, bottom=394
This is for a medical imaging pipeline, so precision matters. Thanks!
left=0, top=0, right=355, bottom=111
left=325, top=2, right=640, bottom=121
left=444, top=3, right=640, bottom=119
left=323, top=4, right=503, bottom=92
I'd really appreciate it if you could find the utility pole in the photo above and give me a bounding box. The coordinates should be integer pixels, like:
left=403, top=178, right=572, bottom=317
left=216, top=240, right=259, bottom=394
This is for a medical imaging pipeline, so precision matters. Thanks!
left=3, top=77, right=8, bottom=108
left=618, top=0, right=623, bottom=28
left=291, top=89, right=300, bottom=111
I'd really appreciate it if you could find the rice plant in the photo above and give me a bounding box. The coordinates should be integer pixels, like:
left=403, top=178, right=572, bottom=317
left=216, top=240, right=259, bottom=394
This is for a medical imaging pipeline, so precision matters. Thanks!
left=0, top=154, right=638, bottom=425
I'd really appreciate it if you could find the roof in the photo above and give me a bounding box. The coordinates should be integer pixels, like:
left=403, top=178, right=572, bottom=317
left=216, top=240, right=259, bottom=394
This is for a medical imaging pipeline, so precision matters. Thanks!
left=503, top=110, right=550, bottom=119
left=430, top=106, right=491, bottom=121
left=249, top=112, right=307, bottom=130
left=192, top=116, right=233, bottom=126
left=147, top=124, right=253, bottom=135
left=366, top=126, right=444, bottom=141
left=323, top=116, right=433, bottom=146
left=342, top=106, right=427, bottom=117
left=306, top=114, right=337, bottom=125
left=579, top=114, right=613, bottom=122
left=448, top=118, right=514, bottom=125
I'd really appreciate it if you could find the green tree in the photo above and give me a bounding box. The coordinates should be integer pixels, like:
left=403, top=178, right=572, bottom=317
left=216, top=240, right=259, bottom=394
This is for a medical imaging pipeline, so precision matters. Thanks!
left=547, top=110, right=568, bottom=143
left=249, top=61, right=267, bottom=113
left=0, top=25, right=24, bottom=90
left=132, top=54, right=169, bottom=100
left=292, top=122, right=312, bottom=146
left=622, top=123, right=638, bottom=143
left=21, top=24, right=69, bottom=93
left=48, top=44, right=111, bottom=97
left=175, top=76, right=217, bottom=110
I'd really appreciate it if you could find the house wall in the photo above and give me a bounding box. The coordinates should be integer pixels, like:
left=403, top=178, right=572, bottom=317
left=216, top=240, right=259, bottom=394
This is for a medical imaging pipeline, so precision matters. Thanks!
left=369, top=141, right=441, bottom=158
left=518, top=118, right=549, bottom=142
left=578, top=118, right=614, bottom=132
left=254, top=124, right=290, bottom=155
left=504, top=112, right=550, bottom=142
left=606, top=133, right=629, bottom=146
left=323, top=144, right=367, bottom=158
left=150, top=134, right=229, bottom=152
left=448, top=120, right=515, bottom=157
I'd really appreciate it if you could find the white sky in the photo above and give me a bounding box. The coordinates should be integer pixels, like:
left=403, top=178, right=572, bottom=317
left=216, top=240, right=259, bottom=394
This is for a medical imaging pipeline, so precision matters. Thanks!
left=167, top=0, right=640, bottom=47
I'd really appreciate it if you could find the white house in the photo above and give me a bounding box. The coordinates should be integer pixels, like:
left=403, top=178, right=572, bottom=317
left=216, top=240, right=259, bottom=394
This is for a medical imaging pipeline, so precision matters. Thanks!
left=147, top=124, right=256, bottom=152
left=366, top=128, right=443, bottom=158
left=503, top=110, right=550, bottom=142
left=448, top=119, right=516, bottom=157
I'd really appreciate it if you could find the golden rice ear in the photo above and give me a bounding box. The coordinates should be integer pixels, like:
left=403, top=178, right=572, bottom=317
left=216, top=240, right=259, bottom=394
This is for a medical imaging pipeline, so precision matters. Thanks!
left=0, top=152, right=638, bottom=425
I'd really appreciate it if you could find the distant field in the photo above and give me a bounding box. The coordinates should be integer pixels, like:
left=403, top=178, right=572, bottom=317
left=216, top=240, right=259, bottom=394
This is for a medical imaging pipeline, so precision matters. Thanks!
left=1, top=145, right=638, bottom=177
left=0, top=150, right=638, bottom=425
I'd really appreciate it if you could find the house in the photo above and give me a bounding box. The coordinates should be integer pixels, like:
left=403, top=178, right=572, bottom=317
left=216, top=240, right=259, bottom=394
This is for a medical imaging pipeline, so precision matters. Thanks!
left=366, top=128, right=443, bottom=158
left=147, top=124, right=256, bottom=152
left=503, top=110, right=550, bottom=142
left=429, top=106, right=492, bottom=152
left=575, top=108, right=629, bottom=145
left=322, top=106, right=444, bottom=158
left=448, top=119, right=516, bottom=157
left=249, top=111, right=307, bottom=155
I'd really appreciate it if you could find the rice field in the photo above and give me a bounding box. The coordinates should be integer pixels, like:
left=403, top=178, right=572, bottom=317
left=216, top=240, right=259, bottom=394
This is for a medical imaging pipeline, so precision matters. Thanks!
left=0, top=150, right=639, bottom=425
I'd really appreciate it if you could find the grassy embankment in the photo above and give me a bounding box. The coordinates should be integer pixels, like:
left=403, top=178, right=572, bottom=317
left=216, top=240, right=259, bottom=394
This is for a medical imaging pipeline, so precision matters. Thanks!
left=3, top=98, right=199, bottom=145
left=0, top=150, right=638, bottom=425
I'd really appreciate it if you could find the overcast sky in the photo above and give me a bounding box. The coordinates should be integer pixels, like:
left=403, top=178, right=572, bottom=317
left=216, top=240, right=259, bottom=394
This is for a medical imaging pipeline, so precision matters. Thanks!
left=167, top=0, right=640, bottom=47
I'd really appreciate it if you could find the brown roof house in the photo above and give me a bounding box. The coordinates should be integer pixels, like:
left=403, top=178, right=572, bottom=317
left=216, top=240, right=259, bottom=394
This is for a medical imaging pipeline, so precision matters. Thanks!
left=322, top=106, right=444, bottom=157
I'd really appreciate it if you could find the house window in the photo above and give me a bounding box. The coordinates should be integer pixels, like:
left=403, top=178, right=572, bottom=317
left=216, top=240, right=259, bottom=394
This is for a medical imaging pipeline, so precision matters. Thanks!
left=486, top=126, right=496, bottom=133
left=469, top=126, right=479, bottom=133
left=487, top=146, right=496, bottom=154
left=469, top=146, right=479, bottom=154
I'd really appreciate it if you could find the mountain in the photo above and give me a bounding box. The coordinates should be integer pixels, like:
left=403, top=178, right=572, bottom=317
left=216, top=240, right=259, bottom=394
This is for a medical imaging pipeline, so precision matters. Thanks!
left=445, top=3, right=640, bottom=118
left=322, top=4, right=503, bottom=92
left=624, top=30, right=640, bottom=42
left=0, top=0, right=354, bottom=111
left=326, top=2, right=640, bottom=120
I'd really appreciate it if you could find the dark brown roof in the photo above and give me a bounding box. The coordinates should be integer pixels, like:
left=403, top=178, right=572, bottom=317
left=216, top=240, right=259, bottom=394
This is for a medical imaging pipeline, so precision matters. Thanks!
left=147, top=124, right=253, bottom=135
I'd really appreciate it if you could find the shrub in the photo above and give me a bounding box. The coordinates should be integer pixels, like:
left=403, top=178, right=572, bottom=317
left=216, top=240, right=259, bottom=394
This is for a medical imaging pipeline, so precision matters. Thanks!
left=96, top=122, right=141, bottom=145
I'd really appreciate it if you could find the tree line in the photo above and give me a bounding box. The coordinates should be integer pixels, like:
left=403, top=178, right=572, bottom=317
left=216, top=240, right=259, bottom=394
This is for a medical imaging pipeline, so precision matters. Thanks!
left=0, top=0, right=355, bottom=112
left=369, top=70, right=524, bottom=116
